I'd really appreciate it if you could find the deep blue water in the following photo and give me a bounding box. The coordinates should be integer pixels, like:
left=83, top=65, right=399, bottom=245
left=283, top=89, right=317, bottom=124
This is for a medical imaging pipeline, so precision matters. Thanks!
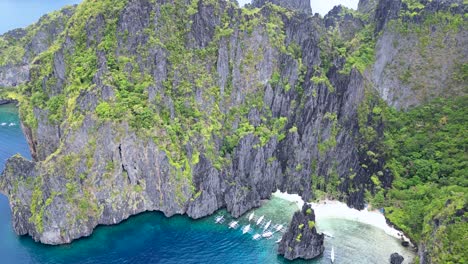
left=0, top=104, right=415, bottom=264
left=0, top=0, right=82, bottom=34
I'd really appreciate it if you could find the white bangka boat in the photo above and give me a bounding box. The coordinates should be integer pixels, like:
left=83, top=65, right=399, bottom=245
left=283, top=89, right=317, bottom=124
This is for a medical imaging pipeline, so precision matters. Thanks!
left=1, top=123, right=6, bottom=126
left=229, top=221, right=239, bottom=229
left=275, top=224, right=284, bottom=232
left=256, top=215, right=264, bottom=225
left=262, top=231, right=273, bottom=238
left=9, top=123, right=15, bottom=126
left=215, top=215, right=224, bottom=224
left=253, top=234, right=261, bottom=240
left=263, top=220, right=272, bottom=231
left=275, top=238, right=282, bottom=243
left=248, top=212, right=254, bottom=222
left=331, top=246, right=335, bottom=263
left=242, top=224, right=251, bottom=234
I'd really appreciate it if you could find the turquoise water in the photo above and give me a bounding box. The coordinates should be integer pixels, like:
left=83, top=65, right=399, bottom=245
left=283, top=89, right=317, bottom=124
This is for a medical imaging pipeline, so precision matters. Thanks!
left=0, top=104, right=414, bottom=263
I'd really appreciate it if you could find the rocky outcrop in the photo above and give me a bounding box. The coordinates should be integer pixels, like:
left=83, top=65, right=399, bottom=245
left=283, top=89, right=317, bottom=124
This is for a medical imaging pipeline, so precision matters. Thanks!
left=369, top=0, right=467, bottom=109
left=0, top=5, right=75, bottom=88
left=358, top=0, right=378, bottom=17
left=252, top=0, right=312, bottom=15
left=390, top=252, right=404, bottom=264
left=0, top=98, right=14, bottom=105
left=278, top=204, right=324, bottom=260
left=0, top=0, right=465, bottom=250
left=374, top=0, right=402, bottom=34
left=0, top=0, right=377, bottom=245
left=324, top=5, right=365, bottom=41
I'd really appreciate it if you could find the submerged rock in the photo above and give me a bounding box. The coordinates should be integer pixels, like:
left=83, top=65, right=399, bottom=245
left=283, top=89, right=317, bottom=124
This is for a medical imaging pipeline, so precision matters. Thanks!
left=278, top=204, right=324, bottom=260
left=390, top=252, right=404, bottom=264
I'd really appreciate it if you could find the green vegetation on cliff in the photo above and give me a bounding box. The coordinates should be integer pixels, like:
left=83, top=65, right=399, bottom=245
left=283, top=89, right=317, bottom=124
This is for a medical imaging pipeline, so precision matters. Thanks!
left=371, top=97, right=467, bottom=263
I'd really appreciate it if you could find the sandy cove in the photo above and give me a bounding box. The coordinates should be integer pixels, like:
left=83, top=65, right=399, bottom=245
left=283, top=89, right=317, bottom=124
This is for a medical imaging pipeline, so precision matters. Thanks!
left=272, top=190, right=414, bottom=247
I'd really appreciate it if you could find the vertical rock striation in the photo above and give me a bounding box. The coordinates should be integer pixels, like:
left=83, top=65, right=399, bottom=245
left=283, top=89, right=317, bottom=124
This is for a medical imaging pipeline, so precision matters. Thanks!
left=278, top=204, right=324, bottom=260
left=0, top=0, right=374, bottom=245
left=0, top=0, right=465, bottom=256
left=252, top=0, right=312, bottom=15
left=0, top=6, right=76, bottom=88
left=390, top=252, right=404, bottom=264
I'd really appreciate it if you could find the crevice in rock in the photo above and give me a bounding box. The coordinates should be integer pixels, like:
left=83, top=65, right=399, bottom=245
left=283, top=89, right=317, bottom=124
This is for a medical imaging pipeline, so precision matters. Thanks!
left=118, top=144, right=130, bottom=183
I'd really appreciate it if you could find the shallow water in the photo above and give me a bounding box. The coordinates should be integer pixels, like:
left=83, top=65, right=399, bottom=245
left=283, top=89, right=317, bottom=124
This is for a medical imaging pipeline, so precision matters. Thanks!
left=0, top=104, right=414, bottom=263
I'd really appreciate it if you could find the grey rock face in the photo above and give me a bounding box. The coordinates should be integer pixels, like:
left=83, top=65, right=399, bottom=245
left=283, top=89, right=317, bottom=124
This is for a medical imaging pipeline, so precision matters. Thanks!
left=358, top=0, right=378, bottom=16
left=324, top=5, right=365, bottom=41
left=0, top=0, right=397, bottom=245
left=374, top=0, right=402, bottom=34
left=252, top=0, right=312, bottom=15
left=369, top=0, right=467, bottom=109
left=0, top=5, right=75, bottom=88
left=278, top=204, right=324, bottom=260
left=390, top=252, right=404, bottom=264
left=0, top=99, right=14, bottom=105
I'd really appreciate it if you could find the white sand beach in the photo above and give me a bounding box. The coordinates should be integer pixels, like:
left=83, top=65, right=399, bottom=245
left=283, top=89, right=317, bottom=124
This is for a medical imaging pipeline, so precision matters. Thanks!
left=272, top=190, right=413, bottom=246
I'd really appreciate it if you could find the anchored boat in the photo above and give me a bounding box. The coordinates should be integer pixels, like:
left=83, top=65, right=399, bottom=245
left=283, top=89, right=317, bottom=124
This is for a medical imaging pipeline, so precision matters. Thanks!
left=331, top=246, right=335, bottom=263
left=229, top=221, right=239, bottom=229
left=262, top=231, right=273, bottom=238
left=215, top=215, right=224, bottom=224
left=248, top=212, right=254, bottom=222
left=256, top=215, right=264, bottom=225
left=242, top=224, right=251, bottom=234
left=275, top=224, right=284, bottom=232
left=263, top=220, right=271, bottom=231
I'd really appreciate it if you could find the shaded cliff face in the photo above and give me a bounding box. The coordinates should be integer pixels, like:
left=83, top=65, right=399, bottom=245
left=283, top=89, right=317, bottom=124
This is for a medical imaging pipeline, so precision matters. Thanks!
left=252, top=0, right=312, bottom=15
left=0, top=0, right=376, bottom=245
left=0, top=0, right=465, bottom=255
left=278, top=204, right=324, bottom=260
left=0, top=6, right=75, bottom=88
left=369, top=0, right=467, bottom=109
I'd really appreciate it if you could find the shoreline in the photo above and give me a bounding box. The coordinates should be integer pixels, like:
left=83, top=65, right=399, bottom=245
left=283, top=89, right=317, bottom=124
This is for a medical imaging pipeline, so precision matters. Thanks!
left=272, top=190, right=414, bottom=247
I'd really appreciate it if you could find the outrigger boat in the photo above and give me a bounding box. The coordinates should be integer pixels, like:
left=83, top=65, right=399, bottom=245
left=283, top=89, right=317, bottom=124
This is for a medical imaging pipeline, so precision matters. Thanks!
left=256, top=215, right=264, bottom=225
left=275, top=224, right=284, bottom=232
left=275, top=238, right=282, bottom=243
left=331, top=246, right=335, bottom=263
left=242, top=224, right=251, bottom=234
left=253, top=234, right=261, bottom=240
left=229, top=221, right=239, bottom=229
left=248, top=212, right=254, bottom=222
left=264, top=220, right=272, bottom=231
left=262, top=231, right=273, bottom=238
left=215, top=215, right=224, bottom=224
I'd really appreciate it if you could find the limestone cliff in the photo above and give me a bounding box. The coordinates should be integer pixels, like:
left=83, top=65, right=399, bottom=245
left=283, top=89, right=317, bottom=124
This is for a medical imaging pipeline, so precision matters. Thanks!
left=0, top=3, right=465, bottom=264
left=0, top=0, right=374, bottom=245
left=0, top=6, right=76, bottom=88
left=278, top=204, right=324, bottom=260
left=370, top=0, right=467, bottom=109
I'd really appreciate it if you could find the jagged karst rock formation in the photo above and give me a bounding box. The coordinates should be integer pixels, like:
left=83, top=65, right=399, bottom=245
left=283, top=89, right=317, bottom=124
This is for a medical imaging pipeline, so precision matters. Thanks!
left=0, top=0, right=466, bottom=263
left=252, top=0, right=312, bottom=15
left=324, top=5, right=365, bottom=41
left=278, top=204, right=324, bottom=260
left=0, top=6, right=76, bottom=88
left=370, top=0, right=467, bottom=109
left=0, top=0, right=375, bottom=245
left=390, top=252, right=405, bottom=264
